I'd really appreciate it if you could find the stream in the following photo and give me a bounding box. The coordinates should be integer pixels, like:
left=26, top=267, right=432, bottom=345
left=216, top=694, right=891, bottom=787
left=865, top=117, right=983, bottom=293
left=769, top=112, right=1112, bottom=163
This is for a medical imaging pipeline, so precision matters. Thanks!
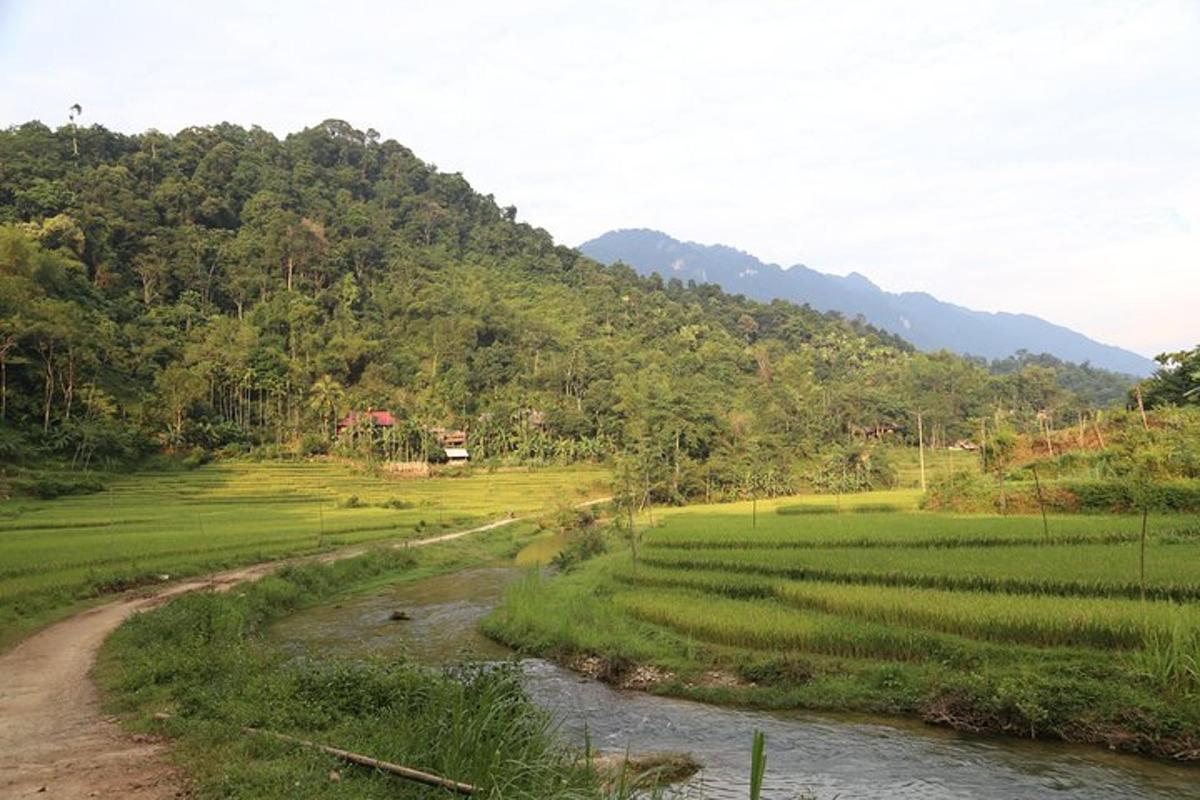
left=272, top=540, right=1198, bottom=799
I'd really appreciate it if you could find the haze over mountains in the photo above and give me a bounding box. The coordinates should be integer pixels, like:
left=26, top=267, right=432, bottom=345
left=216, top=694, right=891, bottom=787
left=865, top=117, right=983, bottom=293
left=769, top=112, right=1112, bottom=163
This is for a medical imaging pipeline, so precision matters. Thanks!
left=579, top=229, right=1156, bottom=377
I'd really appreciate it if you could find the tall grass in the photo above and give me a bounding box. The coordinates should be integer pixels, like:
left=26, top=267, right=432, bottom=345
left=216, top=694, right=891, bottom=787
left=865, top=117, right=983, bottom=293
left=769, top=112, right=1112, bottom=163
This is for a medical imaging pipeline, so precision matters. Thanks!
left=749, top=730, right=766, bottom=800
left=98, top=552, right=619, bottom=799
left=1129, top=626, right=1200, bottom=695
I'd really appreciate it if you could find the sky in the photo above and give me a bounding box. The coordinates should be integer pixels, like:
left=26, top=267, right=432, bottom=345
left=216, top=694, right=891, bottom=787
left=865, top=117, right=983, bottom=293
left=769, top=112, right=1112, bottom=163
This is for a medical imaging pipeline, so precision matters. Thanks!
left=1, top=0, right=1196, bottom=357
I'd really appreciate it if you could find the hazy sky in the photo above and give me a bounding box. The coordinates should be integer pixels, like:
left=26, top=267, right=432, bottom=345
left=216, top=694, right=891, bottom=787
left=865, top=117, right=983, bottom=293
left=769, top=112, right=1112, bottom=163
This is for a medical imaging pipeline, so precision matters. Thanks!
left=2, top=1, right=1196, bottom=357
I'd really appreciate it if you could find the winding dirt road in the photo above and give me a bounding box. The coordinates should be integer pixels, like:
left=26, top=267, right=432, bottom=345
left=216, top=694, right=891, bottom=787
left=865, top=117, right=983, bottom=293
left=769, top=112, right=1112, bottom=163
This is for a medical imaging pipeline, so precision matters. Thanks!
left=0, top=504, right=605, bottom=799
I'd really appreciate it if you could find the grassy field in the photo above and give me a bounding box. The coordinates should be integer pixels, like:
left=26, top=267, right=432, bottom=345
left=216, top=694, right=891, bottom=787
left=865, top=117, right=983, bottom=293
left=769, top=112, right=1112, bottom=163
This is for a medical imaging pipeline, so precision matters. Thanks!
left=484, top=494, right=1200, bottom=759
left=0, top=460, right=608, bottom=650
left=96, top=524, right=650, bottom=799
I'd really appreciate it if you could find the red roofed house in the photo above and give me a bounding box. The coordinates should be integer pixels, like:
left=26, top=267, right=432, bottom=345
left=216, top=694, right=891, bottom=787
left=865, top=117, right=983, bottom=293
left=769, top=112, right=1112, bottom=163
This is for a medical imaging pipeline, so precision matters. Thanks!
left=336, top=409, right=395, bottom=436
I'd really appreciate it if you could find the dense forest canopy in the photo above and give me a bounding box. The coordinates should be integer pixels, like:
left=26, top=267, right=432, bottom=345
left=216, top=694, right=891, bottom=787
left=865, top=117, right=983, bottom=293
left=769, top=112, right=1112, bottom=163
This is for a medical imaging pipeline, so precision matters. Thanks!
left=0, top=119, right=1154, bottom=497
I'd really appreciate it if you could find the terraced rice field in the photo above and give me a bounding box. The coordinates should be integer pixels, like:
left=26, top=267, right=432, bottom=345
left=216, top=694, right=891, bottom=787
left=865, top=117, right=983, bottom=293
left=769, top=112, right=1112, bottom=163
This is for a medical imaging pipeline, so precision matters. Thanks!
left=0, top=460, right=607, bottom=648
left=629, top=499, right=1200, bottom=644
left=485, top=495, right=1200, bottom=756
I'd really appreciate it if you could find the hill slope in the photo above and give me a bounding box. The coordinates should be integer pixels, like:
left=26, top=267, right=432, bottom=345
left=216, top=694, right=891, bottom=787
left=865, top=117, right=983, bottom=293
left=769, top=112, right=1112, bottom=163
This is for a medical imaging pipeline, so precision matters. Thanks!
left=580, top=229, right=1155, bottom=376
left=0, top=120, right=1134, bottom=500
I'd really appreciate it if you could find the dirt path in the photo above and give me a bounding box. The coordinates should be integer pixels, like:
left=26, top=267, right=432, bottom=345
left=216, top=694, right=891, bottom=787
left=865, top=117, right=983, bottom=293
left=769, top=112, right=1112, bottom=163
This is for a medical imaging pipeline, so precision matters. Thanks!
left=0, top=501, right=606, bottom=799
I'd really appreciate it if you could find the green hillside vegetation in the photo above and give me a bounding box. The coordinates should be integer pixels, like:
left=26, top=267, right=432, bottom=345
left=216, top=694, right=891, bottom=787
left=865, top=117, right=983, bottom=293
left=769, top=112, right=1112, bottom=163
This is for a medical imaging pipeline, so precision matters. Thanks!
left=987, top=350, right=1137, bottom=408
left=484, top=497, right=1200, bottom=759
left=0, top=119, right=1163, bottom=503
left=923, top=405, right=1200, bottom=513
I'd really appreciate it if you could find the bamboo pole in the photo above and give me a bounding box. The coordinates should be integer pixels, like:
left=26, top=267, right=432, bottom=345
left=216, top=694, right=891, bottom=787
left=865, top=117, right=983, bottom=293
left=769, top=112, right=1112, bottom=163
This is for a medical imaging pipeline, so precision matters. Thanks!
left=917, top=412, right=927, bottom=493
left=243, top=727, right=476, bottom=795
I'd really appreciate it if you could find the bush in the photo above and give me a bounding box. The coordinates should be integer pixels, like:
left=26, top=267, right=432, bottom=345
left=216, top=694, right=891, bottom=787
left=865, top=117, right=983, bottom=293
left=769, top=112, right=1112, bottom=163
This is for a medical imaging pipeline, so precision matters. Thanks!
left=380, top=497, right=414, bottom=509
left=808, top=444, right=898, bottom=494
left=921, top=471, right=996, bottom=512
left=551, top=524, right=607, bottom=570
left=924, top=474, right=1200, bottom=513
left=14, top=473, right=105, bottom=499
left=776, top=503, right=838, bottom=515
left=297, top=432, right=329, bottom=457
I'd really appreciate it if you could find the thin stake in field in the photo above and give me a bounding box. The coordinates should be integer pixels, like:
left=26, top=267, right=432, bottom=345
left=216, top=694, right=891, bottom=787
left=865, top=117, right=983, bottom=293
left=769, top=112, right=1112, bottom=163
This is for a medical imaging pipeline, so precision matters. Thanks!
left=1030, top=465, right=1049, bottom=543
left=917, top=411, right=927, bottom=493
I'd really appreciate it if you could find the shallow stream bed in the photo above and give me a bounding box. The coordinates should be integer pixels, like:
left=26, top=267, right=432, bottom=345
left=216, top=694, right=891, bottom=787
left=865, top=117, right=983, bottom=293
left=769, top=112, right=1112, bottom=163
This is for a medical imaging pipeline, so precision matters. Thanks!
left=272, top=551, right=1198, bottom=799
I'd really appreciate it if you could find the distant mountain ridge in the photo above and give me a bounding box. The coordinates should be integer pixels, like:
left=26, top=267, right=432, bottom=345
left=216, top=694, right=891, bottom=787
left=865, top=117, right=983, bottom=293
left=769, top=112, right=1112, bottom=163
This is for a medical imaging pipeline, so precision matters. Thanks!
left=579, top=229, right=1155, bottom=376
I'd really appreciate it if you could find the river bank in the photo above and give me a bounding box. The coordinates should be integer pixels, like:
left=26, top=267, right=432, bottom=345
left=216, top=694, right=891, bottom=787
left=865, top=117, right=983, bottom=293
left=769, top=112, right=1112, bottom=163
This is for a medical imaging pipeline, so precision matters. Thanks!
left=273, top=550, right=1200, bottom=799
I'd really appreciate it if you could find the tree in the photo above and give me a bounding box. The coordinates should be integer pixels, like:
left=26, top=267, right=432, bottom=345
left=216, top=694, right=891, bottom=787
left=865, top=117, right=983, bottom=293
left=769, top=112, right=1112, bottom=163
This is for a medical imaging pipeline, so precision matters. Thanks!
left=1141, top=346, right=1200, bottom=408
left=309, top=374, right=345, bottom=440
left=982, top=422, right=1017, bottom=512
left=0, top=118, right=1141, bottom=484
left=154, top=364, right=206, bottom=450
left=1111, top=427, right=1170, bottom=600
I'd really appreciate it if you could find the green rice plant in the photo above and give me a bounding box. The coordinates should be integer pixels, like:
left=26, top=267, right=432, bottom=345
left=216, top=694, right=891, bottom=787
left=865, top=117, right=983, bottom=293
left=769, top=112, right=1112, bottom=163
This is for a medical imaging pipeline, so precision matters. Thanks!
left=613, top=588, right=1002, bottom=665
left=639, top=542, right=1200, bottom=602
left=0, top=462, right=608, bottom=650
left=645, top=508, right=1179, bottom=551
left=614, top=564, right=1198, bottom=649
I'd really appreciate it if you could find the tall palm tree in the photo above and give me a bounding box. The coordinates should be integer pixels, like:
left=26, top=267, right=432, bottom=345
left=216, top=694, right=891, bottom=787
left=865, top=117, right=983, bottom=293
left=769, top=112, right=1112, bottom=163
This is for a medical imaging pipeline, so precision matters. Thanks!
left=309, top=374, right=345, bottom=440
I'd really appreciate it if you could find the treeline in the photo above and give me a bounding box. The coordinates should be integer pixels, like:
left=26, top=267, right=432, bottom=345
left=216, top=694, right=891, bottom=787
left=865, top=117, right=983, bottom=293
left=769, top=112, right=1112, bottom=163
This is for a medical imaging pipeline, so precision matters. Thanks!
left=0, top=118, right=1154, bottom=497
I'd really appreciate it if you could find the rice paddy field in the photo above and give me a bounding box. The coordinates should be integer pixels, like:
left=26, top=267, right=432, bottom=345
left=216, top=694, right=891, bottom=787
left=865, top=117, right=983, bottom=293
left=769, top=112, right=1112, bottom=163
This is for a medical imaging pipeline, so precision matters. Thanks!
left=0, top=460, right=608, bottom=650
left=485, top=494, right=1200, bottom=759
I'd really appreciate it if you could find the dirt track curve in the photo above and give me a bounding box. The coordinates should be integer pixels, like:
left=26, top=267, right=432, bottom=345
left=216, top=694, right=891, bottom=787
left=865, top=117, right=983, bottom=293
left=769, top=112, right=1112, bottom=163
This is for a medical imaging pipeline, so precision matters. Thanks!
left=0, top=502, right=606, bottom=799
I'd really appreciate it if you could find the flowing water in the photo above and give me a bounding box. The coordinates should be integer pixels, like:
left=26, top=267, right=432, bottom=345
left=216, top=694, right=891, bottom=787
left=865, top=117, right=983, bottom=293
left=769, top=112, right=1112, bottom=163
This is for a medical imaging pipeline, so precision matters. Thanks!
left=272, top=539, right=1199, bottom=799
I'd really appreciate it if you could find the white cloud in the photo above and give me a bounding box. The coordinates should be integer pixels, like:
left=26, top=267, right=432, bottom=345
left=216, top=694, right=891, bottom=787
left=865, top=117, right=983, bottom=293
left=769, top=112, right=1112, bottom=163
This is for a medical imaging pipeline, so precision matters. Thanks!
left=1, top=0, right=1196, bottom=356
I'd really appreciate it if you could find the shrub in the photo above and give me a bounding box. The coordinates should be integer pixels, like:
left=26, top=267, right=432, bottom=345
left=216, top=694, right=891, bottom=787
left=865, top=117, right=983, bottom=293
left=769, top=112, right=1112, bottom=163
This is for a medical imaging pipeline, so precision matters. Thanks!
left=16, top=473, right=105, bottom=499
left=551, top=524, right=608, bottom=570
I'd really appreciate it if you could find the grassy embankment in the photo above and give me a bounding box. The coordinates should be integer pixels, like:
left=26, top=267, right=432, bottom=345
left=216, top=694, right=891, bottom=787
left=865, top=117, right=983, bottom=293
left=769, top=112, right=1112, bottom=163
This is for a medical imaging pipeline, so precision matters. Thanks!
left=0, top=460, right=608, bottom=650
left=96, top=521, right=658, bottom=799
left=483, top=492, right=1200, bottom=760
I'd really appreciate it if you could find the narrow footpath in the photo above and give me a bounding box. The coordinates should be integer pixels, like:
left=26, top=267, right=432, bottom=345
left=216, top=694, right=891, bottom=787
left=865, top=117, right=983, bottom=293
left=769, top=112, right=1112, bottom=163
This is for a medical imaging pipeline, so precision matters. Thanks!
left=0, top=501, right=606, bottom=799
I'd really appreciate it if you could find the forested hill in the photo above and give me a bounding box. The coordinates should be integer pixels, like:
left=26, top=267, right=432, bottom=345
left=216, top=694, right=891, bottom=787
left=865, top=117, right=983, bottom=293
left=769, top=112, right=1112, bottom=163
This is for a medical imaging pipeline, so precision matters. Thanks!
left=580, top=228, right=1156, bottom=377
left=0, top=120, right=1129, bottom=496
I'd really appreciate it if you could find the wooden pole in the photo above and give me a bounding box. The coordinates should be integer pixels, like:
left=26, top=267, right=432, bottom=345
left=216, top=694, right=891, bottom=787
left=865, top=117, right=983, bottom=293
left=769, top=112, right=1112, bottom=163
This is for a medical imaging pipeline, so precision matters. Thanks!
left=1031, top=465, right=1049, bottom=543
left=917, top=412, right=927, bottom=492
left=1140, top=507, right=1148, bottom=602
left=1135, top=386, right=1149, bottom=432
left=243, top=727, right=475, bottom=795
left=979, top=418, right=987, bottom=472
left=628, top=501, right=637, bottom=564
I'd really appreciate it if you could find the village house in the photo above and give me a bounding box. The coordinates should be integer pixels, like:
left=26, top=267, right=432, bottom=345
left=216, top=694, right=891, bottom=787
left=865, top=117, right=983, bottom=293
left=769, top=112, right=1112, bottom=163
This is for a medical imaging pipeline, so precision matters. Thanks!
left=335, top=409, right=395, bottom=436
left=428, top=426, right=470, bottom=462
